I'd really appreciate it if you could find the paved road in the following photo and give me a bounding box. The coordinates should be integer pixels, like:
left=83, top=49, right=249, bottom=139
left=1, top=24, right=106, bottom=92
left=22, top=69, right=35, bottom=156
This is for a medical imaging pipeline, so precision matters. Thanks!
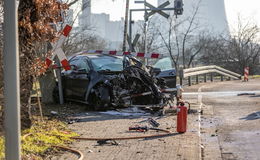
left=184, top=78, right=260, bottom=160
left=49, top=78, right=260, bottom=160
left=50, top=109, right=201, bottom=160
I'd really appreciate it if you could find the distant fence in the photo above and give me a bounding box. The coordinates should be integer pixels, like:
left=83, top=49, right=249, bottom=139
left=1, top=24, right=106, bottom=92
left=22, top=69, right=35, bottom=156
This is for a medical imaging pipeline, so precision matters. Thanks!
left=179, top=65, right=242, bottom=86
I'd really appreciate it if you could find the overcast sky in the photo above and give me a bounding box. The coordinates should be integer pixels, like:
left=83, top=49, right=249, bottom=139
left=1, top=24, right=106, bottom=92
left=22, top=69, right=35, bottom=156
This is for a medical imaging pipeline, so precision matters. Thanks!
left=91, top=0, right=260, bottom=28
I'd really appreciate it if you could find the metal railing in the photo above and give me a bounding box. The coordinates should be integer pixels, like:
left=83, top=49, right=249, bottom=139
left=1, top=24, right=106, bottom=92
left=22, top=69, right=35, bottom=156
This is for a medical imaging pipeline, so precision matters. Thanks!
left=179, top=65, right=242, bottom=86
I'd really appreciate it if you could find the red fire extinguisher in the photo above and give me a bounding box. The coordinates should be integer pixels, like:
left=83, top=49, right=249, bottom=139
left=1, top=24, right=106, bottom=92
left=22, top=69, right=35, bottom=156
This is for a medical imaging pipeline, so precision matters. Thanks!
left=177, top=102, right=188, bottom=133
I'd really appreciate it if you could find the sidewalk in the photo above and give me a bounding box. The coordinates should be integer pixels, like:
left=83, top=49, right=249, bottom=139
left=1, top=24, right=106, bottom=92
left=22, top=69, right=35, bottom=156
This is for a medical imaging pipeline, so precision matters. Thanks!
left=50, top=104, right=201, bottom=160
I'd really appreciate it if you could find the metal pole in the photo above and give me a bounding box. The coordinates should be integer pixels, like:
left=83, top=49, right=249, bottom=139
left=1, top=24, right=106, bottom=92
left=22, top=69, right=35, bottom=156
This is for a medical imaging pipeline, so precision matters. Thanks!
left=144, top=0, right=148, bottom=65
left=188, top=77, right=191, bottom=86
left=129, top=10, right=133, bottom=51
left=196, top=75, right=199, bottom=84
left=221, top=75, right=224, bottom=81
left=210, top=73, right=213, bottom=82
left=3, top=0, right=21, bottom=159
left=54, top=59, right=64, bottom=104
left=122, top=0, right=130, bottom=51
left=56, top=68, right=64, bottom=104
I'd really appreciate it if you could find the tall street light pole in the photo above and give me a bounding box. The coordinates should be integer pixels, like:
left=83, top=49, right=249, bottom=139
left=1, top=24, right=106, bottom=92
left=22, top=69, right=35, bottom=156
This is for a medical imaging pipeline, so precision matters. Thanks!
left=3, top=0, right=21, bottom=159
left=144, top=0, right=148, bottom=65
left=135, top=0, right=148, bottom=65
left=122, top=0, right=130, bottom=51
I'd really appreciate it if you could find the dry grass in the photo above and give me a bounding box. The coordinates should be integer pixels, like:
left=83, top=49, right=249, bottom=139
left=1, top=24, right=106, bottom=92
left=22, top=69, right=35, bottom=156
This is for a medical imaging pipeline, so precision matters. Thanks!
left=0, top=119, right=78, bottom=159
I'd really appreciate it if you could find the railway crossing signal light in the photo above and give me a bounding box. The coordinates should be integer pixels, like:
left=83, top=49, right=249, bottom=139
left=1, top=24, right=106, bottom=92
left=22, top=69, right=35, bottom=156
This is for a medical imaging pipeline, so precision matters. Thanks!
left=174, top=0, right=184, bottom=16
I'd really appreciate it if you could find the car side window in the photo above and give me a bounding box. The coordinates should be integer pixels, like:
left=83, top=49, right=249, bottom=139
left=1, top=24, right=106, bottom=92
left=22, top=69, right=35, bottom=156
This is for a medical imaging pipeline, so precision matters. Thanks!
left=69, top=58, right=90, bottom=72
left=63, top=58, right=90, bottom=75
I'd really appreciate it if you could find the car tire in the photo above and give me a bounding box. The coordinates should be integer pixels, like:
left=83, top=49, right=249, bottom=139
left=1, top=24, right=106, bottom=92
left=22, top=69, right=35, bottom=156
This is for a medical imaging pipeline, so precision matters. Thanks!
left=88, top=86, right=110, bottom=111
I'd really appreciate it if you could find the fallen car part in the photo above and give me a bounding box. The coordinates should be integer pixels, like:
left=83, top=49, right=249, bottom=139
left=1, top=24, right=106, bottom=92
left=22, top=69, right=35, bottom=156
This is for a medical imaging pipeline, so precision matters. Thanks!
left=129, top=125, right=149, bottom=132
left=147, top=118, right=160, bottom=127
left=97, top=139, right=119, bottom=146
left=129, top=125, right=169, bottom=133
left=237, top=93, right=256, bottom=96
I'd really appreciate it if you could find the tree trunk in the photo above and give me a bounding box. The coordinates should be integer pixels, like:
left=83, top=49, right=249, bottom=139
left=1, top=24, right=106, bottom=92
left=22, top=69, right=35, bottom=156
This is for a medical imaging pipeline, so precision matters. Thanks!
left=18, top=0, right=36, bottom=129
left=0, top=51, right=3, bottom=132
left=19, top=53, right=33, bottom=129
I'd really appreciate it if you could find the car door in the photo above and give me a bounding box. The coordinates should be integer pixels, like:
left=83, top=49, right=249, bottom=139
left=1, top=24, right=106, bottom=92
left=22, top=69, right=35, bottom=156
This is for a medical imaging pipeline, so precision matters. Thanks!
left=63, top=57, right=90, bottom=100
left=153, top=57, right=177, bottom=88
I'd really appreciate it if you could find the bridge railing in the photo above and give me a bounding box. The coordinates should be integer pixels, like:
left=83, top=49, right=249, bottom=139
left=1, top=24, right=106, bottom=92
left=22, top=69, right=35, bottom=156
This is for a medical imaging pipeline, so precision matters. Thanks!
left=179, top=65, right=242, bottom=86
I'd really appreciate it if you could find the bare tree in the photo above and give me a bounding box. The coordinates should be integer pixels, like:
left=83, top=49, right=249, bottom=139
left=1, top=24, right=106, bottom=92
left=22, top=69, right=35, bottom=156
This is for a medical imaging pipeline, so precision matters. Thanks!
left=157, top=0, right=203, bottom=71
left=63, top=32, right=107, bottom=56
left=199, top=15, right=260, bottom=74
left=134, top=20, right=161, bottom=54
left=157, top=16, right=181, bottom=70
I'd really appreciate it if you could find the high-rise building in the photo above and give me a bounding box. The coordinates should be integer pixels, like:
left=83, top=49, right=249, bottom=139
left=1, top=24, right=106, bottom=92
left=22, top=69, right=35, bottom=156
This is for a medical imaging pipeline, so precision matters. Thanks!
left=77, top=0, right=124, bottom=49
left=78, top=0, right=91, bottom=28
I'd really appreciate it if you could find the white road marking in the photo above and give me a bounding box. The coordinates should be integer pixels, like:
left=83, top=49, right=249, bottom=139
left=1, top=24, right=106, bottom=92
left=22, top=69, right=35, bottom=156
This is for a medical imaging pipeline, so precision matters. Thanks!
left=198, top=86, right=204, bottom=160
left=184, top=90, right=260, bottom=96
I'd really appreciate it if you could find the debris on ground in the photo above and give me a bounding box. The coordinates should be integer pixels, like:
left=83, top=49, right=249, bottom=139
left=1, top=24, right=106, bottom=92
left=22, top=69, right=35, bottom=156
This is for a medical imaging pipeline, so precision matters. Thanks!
left=97, top=139, right=119, bottom=146
left=147, top=118, right=160, bottom=127
left=237, top=93, right=256, bottom=96
left=240, top=111, right=260, bottom=120
left=51, top=111, right=58, bottom=115
left=129, top=125, right=149, bottom=132
left=87, top=150, right=93, bottom=153
left=188, top=109, right=199, bottom=114
left=100, top=107, right=150, bottom=116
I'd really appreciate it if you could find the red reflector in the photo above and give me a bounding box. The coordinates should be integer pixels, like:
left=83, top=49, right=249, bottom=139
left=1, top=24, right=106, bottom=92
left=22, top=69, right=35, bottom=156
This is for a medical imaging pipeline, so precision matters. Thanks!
left=62, top=25, right=72, bottom=37
left=61, top=59, right=71, bottom=71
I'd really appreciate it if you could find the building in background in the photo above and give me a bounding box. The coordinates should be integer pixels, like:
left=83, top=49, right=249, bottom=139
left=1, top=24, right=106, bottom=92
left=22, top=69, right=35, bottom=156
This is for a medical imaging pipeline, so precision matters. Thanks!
left=78, top=0, right=230, bottom=50
left=78, top=0, right=91, bottom=28
left=157, top=0, right=229, bottom=34
left=77, top=0, right=123, bottom=50
left=78, top=0, right=146, bottom=50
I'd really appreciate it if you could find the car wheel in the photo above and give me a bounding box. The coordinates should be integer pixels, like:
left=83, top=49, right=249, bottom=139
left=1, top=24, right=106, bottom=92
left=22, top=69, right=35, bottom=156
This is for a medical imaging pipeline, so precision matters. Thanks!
left=90, top=94, right=105, bottom=111
left=88, top=86, right=110, bottom=111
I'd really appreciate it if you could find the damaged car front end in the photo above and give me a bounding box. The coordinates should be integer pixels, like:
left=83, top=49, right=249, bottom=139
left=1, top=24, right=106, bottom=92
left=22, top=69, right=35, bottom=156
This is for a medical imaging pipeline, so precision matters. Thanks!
left=53, top=53, right=179, bottom=110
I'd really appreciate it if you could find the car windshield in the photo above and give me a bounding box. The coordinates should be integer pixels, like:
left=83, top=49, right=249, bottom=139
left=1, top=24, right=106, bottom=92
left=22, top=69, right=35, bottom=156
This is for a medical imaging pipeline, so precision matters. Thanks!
left=153, top=57, right=173, bottom=71
left=90, top=55, right=123, bottom=71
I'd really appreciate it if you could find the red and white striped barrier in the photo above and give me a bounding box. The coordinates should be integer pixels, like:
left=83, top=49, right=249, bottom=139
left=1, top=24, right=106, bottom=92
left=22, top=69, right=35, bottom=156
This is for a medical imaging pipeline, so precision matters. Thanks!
left=46, top=25, right=72, bottom=70
left=244, top=67, right=249, bottom=81
left=81, top=50, right=163, bottom=59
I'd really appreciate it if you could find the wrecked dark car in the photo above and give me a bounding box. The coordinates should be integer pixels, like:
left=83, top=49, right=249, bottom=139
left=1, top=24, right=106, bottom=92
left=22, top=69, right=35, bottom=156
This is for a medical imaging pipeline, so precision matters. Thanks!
left=53, top=53, right=177, bottom=110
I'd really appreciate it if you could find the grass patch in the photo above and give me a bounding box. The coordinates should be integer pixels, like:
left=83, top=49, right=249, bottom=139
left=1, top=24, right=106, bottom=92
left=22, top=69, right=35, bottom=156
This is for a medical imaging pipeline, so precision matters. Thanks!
left=0, top=137, right=4, bottom=159
left=0, top=119, right=78, bottom=159
left=251, top=75, right=260, bottom=79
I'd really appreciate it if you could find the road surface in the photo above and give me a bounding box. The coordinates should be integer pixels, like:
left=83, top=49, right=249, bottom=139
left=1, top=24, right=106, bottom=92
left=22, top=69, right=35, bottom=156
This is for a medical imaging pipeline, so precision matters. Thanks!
left=49, top=78, right=260, bottom=160
left=184, top=78, right=260, bottom=160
